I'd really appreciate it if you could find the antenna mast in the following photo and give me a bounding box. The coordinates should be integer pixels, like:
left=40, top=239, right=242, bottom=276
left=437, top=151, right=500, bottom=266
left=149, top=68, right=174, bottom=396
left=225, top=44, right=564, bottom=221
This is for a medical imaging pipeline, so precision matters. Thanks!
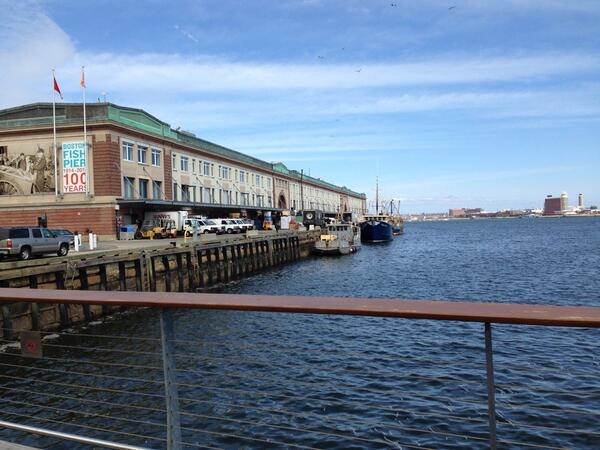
left=375, top=177, right=379, bottom=214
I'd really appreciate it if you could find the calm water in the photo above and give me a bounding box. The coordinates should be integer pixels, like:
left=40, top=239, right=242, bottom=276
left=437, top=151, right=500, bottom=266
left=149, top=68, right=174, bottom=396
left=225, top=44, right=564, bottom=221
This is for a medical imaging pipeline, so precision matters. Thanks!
left=1, top=218, right=599, bottom=449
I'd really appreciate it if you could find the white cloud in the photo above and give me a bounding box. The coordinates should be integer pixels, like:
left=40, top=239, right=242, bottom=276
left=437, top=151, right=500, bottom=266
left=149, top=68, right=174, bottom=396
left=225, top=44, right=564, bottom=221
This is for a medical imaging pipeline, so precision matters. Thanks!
left=63, top=52, right=600, bottom=95
left=0, top=1, right=75, bottom=107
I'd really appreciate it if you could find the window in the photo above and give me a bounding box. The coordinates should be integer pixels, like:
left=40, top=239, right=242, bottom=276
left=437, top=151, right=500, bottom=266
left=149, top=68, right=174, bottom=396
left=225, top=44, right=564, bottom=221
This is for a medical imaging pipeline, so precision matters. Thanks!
left=152, top=180, right=162, bottom=199
left=123, top=176, right=135, bottom=198
left=257, top=195, right=264, bottom=207
left=173, top=182, right=178, bottom=201
left=181, top=184, right=190, bottom=202
left=240, top=170, right=245, bottom=183
left=202, top=188, right=211, bottom=203
left=222, top=190, right=231, bottom=204
left=122, top=142, right=134, bottom=161
left=267, top=178, right=271, bottom=189
left=192, top=159, right=196, bottom=173
left=151, top=148, right=161, bottom=166
left=268, top=196, right=272, bottom=207
left=9, top=228, right=29, bottom=239
left=139, top=179, right=148, bottom=198
left=241, top=193, right=249, bottom=206
left=255, top=174, right=260, bottom=185
left=32, top=229, right=42, bottom=238
left=219, top=165, right=231, bottom=180
left=42, top=229, right=54, bottom=238
left=180, top=156, right=189, bottom=172
left=198, top=187, right=203, bottom=202
left=138, top=145, right=148, bottom=164
left=203, top=161, right=211, bottom=176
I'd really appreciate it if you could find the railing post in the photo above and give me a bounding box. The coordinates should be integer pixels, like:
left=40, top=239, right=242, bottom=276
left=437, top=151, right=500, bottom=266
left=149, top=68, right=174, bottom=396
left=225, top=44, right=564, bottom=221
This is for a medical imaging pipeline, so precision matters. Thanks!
left=160, top=308, right=182, bottom=450
left=484, top=322, right=497, bottom=449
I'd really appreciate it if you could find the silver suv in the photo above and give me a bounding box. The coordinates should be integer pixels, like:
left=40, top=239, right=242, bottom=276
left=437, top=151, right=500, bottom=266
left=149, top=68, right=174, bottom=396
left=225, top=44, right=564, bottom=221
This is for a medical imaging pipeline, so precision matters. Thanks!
left=0, top=227, right=71, bottom=260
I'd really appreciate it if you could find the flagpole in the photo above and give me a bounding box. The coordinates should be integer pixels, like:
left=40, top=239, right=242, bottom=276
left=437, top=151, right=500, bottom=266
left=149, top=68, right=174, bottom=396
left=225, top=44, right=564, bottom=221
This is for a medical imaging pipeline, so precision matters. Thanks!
left=52, top=69, right=58, bottom=197
left=82, top=66, right=88, bottom=196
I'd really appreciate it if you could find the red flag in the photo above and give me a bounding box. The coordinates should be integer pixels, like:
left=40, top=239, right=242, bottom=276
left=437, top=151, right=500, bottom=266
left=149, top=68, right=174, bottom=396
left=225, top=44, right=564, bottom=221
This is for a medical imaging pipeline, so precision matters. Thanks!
left=80, top=67, right=86, bottom=88
left=53, top=76, right=63, bottom=99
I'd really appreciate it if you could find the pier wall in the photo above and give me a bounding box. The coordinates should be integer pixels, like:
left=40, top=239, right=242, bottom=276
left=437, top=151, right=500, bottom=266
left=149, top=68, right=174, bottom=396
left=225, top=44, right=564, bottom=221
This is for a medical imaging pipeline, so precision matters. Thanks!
left=0, top=231, right=319, bottom=337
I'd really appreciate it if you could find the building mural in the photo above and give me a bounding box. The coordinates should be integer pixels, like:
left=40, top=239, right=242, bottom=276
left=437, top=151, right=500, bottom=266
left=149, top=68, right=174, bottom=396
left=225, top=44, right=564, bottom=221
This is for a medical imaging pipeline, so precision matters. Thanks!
left=0, top=143, right=55, bottom=195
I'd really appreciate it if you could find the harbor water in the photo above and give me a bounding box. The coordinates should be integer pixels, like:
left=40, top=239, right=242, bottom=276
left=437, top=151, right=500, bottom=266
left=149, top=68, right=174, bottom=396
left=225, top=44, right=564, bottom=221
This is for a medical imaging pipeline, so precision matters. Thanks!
left=1, top=217, right=600, bottom=449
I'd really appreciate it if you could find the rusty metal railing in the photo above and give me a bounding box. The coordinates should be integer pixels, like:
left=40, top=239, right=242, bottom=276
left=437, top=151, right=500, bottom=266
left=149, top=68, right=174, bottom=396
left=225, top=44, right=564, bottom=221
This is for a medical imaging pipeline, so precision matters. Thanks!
left=0, top=287, right=599, bottom=449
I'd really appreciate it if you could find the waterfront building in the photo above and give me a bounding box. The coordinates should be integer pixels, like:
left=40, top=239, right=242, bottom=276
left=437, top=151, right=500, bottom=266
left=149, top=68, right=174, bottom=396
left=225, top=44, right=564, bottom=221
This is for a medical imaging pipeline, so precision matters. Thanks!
left=543, top=195, right=562, bottom=215
left=0, top=103, right=366, bottom=238
left=449, top=208, right=465, bottom=218
left=560, top=191, right=568, bottom=212
left=578, top=193, right=584, bottom=209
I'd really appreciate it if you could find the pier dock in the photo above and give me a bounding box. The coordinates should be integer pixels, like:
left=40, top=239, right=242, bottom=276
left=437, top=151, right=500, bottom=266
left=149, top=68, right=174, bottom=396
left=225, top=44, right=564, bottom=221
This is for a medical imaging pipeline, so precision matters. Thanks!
left=0, top=230, right=319, bottom=336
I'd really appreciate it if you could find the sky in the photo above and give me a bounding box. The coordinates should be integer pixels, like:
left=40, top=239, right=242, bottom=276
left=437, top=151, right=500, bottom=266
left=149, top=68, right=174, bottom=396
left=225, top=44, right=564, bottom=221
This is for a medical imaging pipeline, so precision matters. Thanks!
left=1, top=0, right=599, bottom=213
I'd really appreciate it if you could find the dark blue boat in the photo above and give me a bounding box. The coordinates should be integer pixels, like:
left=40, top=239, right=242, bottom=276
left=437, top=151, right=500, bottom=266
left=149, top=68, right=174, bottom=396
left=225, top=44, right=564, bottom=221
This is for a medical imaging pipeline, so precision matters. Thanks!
left=360, top=215, right=394, bottom=243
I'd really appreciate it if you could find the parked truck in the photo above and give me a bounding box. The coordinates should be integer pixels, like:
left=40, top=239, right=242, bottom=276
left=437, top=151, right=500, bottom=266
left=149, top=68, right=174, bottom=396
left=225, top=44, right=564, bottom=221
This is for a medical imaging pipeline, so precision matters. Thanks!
left=144, top=211, right=191, bottom=236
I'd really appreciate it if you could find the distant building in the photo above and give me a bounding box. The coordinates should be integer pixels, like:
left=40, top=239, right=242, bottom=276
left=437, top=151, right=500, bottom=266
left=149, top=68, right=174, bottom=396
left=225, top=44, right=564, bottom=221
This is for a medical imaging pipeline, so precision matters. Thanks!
left=543, top=195, right=562, bottom=215
left=449, top=208, right=465, bottom=218
left=464, top=208, right=483, bottom=217
left=578, top=193, right=584, bottom=208
left=560, top=192, right=568, bottom=212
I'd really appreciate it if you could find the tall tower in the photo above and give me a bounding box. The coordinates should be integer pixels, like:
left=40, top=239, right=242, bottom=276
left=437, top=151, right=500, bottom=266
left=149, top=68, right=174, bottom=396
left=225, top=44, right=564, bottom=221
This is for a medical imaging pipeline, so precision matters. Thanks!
left=560, top=192, right=568, bottom=212
left=578, top=193, right=584, bottom=208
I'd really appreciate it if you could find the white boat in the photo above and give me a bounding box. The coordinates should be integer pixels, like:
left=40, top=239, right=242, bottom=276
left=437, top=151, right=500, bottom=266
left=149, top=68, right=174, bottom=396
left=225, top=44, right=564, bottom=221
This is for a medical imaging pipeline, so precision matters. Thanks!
left=314, top=223, right=361, bottom=255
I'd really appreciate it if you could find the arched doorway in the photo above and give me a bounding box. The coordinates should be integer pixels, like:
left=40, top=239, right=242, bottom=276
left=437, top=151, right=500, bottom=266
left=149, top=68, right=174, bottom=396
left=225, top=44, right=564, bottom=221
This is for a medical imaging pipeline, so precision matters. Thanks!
left=278, top=192, right=287, bottom=209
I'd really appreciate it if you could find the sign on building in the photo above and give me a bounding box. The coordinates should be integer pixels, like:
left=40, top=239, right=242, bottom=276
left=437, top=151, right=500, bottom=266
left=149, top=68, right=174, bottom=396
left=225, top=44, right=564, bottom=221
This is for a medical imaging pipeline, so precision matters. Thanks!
left=62, top=141, right=87, bottom=193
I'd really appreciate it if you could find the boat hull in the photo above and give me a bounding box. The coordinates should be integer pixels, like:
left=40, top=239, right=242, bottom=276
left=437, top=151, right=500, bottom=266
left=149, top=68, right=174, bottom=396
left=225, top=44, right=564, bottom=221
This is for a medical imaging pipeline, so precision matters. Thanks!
left=360, top=221, right=393, bottom=243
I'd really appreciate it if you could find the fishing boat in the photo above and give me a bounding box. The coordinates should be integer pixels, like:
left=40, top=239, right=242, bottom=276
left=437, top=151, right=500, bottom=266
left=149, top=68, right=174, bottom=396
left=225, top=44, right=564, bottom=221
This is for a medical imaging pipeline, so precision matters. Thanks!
left=314, top=223, right=361, bottom=255
left=360, top=214, right=393, bottom=243
left=360, top=178, right=393, bottom=243
left=387, top=199, right=404, bottom=236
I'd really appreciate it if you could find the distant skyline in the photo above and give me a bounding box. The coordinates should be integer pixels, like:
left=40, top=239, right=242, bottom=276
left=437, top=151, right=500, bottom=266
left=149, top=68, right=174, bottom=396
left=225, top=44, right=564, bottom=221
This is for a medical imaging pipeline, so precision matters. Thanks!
left=1, top=0, right=599, bottom=213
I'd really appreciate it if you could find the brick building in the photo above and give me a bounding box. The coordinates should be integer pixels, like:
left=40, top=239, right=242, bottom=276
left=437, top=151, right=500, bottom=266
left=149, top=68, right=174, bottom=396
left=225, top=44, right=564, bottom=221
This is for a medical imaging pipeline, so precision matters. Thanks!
left=0, top=103, right=366, bottom=238
left=543, top=196, right=562, bottom=216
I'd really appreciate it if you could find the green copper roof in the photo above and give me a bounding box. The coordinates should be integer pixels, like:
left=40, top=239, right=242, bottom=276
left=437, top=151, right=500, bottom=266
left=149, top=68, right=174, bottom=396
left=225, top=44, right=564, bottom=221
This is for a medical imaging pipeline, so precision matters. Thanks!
left=0, top=102, right=365, bottom=199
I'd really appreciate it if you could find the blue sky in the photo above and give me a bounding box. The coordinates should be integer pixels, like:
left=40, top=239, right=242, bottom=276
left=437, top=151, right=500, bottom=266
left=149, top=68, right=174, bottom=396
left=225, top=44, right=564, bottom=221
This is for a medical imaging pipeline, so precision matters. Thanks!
left=1, top=0, right=599, bottom=212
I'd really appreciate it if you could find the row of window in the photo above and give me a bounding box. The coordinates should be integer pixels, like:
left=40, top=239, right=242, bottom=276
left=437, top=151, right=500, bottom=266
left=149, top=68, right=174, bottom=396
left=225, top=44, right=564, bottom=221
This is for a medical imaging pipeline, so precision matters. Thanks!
left=172, top=153, right=272, bottom=188
left=122, top=175, right=354, bottom=211
left=123, top=177, right=162, bottom=200
left=171, top=182, right=272, bottom=207
left=123, top=141, right=161, bottom=166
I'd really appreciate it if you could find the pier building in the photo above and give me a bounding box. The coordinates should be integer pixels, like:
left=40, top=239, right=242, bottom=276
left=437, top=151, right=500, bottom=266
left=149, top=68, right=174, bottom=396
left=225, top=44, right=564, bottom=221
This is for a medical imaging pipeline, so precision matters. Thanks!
left=0, top=103, right=366, bottom=238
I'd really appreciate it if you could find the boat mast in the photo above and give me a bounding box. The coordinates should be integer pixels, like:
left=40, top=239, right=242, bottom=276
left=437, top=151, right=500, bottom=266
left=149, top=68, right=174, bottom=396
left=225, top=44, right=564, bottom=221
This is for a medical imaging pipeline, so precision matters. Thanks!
left=375, top=177, right=379, bottom=214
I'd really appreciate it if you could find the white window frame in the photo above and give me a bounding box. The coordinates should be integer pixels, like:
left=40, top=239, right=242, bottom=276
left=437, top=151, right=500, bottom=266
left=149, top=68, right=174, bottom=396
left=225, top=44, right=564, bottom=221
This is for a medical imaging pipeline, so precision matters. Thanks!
left=122, top=141, right=134, bottom=162
left=151, top=148, right=161, bottom=167
left=137, top=144, right=148, bottom=164
left=180, top=155, right=189, bottom=172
